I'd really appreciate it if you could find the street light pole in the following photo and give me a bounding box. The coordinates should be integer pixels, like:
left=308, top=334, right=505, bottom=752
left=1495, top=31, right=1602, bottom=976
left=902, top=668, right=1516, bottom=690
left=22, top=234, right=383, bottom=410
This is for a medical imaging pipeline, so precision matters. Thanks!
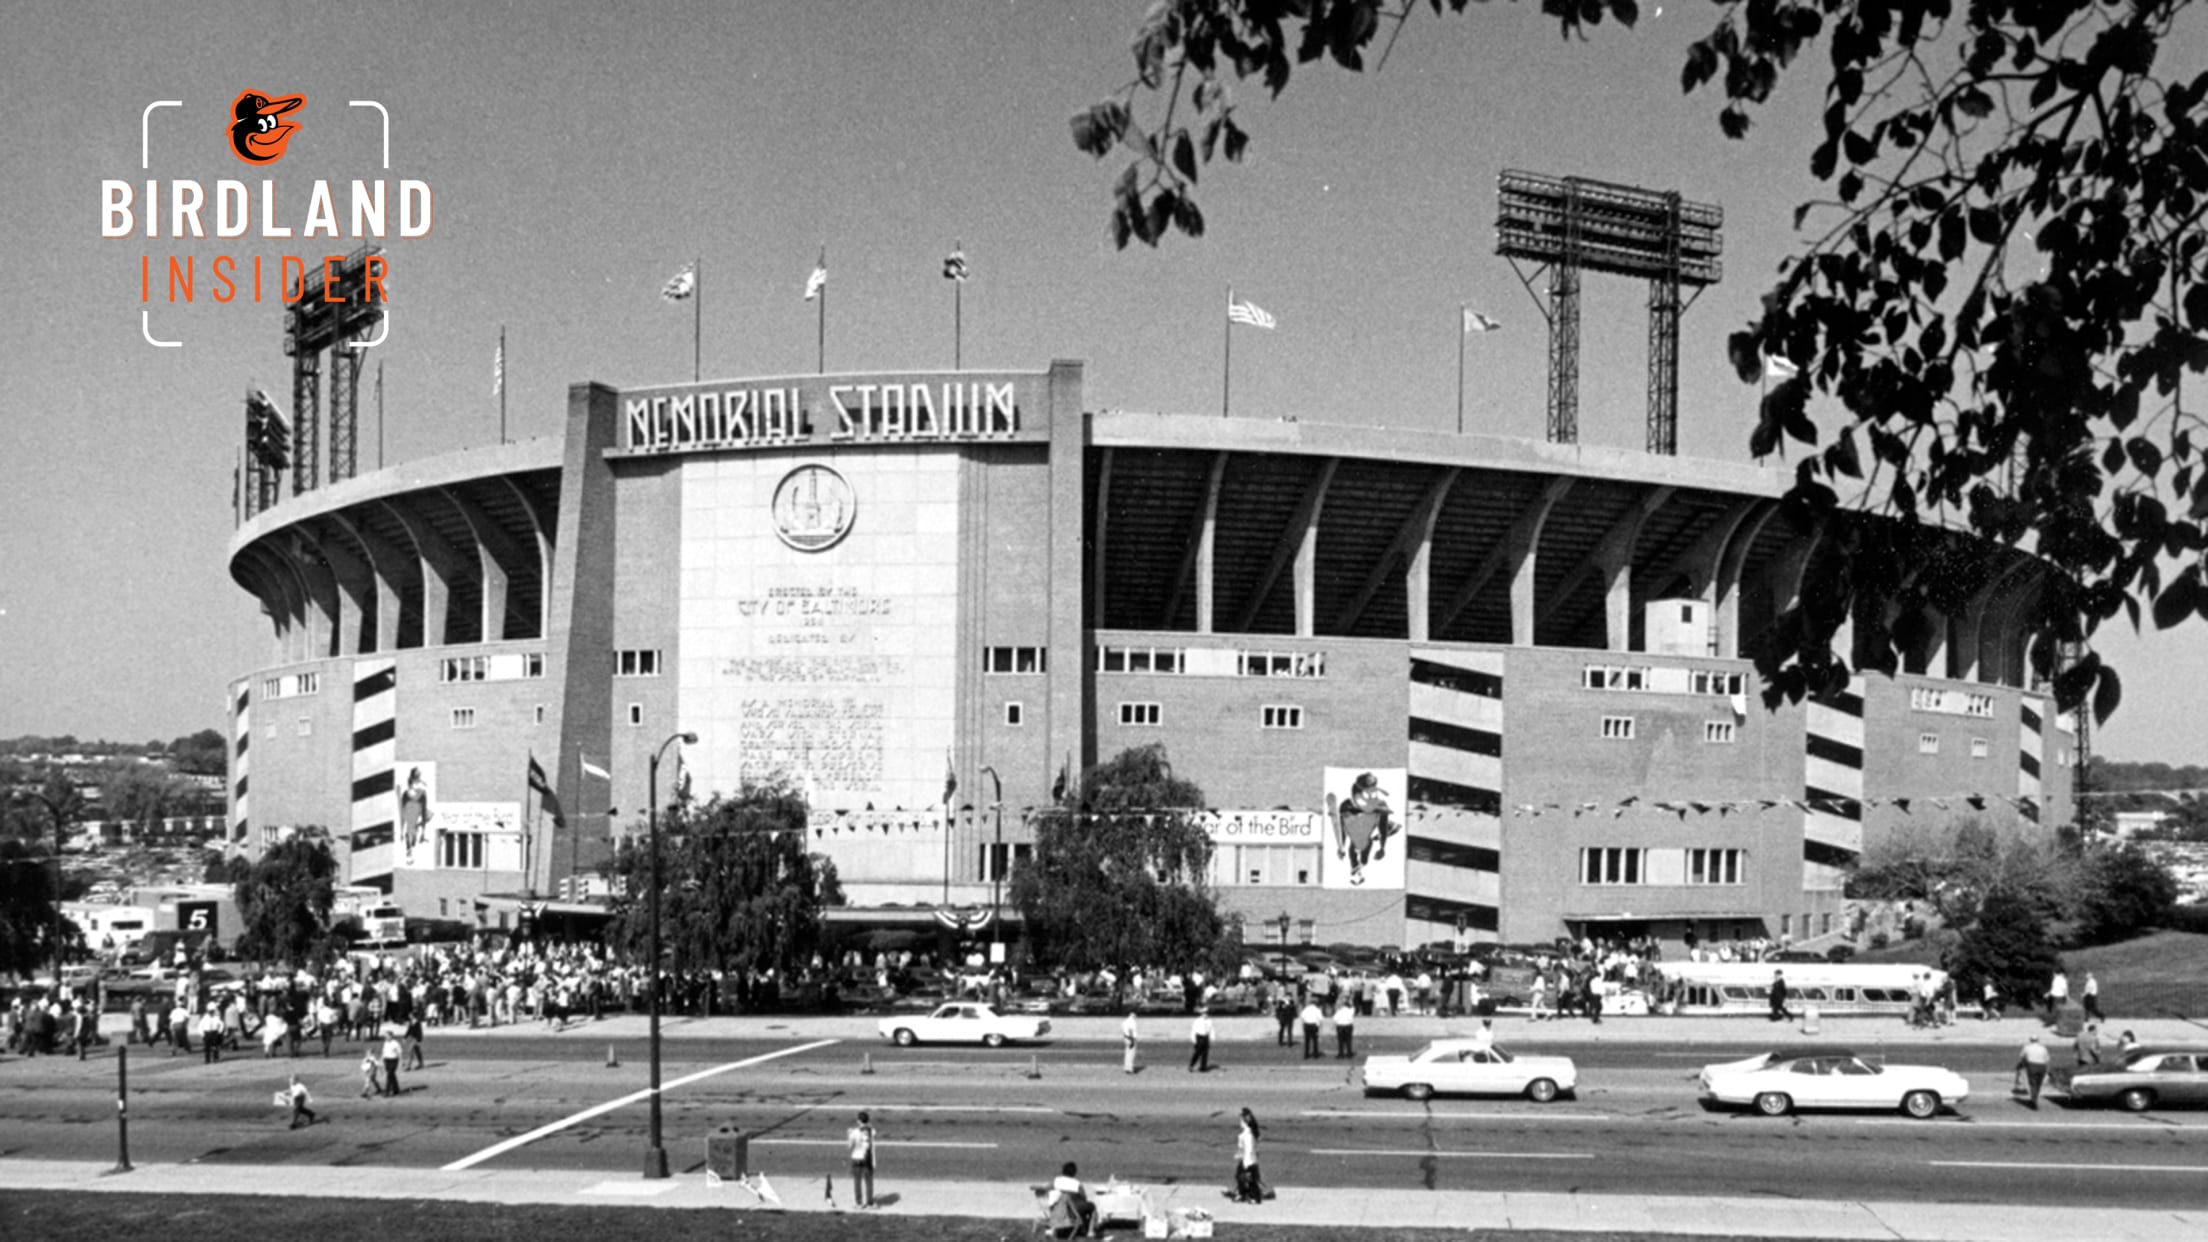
left=980, top=767, right=1002, bottom=952
left=643, top=729, right=696, bottom=1181
left=27, top=786, right=75, bottom=986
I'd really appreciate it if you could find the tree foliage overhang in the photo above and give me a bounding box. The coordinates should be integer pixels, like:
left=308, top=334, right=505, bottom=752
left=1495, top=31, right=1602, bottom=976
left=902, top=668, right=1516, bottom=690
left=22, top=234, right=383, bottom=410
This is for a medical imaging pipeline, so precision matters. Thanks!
left=1075, top=0, right=2208, bottom=721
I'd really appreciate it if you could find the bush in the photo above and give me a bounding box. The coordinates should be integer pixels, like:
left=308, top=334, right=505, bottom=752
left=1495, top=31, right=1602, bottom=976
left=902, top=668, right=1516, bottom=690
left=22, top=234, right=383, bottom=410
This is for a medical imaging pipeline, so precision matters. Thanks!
left=1869, top=931, right=1890, bottom=950
left=2161, top=903, right=2208, bottom=936
left=1824, top=944, right=1857, bottom=963
left=1901, top=916, right=1926, bottom=941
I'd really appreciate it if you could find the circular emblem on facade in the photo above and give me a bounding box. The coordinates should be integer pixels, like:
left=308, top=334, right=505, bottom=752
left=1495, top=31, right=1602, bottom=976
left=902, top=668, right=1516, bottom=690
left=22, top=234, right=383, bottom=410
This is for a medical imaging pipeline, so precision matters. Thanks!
left=771, top=464, right=856, bottom=552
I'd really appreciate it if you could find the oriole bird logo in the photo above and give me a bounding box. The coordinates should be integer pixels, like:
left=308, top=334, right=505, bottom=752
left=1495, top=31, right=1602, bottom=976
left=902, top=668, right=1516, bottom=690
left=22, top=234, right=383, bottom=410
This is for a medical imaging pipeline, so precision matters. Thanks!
left=229, top=90, right=305, bottom=164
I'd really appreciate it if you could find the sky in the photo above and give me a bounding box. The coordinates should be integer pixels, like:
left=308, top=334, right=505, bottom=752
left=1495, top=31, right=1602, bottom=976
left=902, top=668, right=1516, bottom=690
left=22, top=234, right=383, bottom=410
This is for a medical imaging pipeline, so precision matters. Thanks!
left=1, top=1, right=2201, bottom=763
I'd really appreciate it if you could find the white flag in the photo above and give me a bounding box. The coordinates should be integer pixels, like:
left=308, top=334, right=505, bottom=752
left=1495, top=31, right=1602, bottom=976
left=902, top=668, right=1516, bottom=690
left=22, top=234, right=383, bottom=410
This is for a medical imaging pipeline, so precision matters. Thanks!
left=1227, top=298, right=1275, bottom=330
left=1462, top=309, right=1501, bottom=334
left=660, top=264, right=696, bottom=301
left=804, top=263, right=827, bottom=301
left=1763, top=353, right=1801, bottom=381
left=580, top=755, right=611, bottom=782
left=492, top=341, right=504, bottom=396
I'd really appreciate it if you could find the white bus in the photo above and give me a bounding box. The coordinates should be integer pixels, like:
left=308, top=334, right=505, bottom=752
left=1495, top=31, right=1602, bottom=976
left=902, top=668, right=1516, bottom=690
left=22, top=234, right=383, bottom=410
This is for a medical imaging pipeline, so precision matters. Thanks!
left=1651, top=961, right=1947, bottom=1018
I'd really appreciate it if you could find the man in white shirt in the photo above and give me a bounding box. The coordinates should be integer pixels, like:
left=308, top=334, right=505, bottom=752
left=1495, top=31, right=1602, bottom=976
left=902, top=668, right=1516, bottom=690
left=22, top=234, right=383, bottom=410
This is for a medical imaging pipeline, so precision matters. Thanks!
left=1121, top=1009, right=1139, bottom=1074
left=1299, top=1000, right=1323, bottom=1059
left=1332, top=999, right=1357, bottom=1059
left=1044, top=1160, right=1095, bottom=1237
left=1188, top=1009, right=1213, bottom=1073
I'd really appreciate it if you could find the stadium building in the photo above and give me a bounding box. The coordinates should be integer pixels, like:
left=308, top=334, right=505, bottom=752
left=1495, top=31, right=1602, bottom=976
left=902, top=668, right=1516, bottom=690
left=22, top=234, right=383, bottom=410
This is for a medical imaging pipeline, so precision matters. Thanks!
left=225, top=360, right=2075, bottom=950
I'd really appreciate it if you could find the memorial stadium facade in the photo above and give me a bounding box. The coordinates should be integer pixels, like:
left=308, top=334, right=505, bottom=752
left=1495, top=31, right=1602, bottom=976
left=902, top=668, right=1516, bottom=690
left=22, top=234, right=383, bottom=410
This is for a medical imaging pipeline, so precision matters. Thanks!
left=225, top=361, right=2074, bottom=951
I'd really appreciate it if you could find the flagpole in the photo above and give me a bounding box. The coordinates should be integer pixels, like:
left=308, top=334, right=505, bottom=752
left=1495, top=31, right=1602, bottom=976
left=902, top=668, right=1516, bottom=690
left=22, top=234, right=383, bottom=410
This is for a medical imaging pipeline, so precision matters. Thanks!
left=816, top=246, right=827, bottom=375
left=954, top=277, right=962, bottom=370
left=692, top=255, right=702, bottom=383
left=498, top=325, right=507, bottom=444
left=1457, top=305, right=1466, bottom=435
left=375, top=360, right=384, bottom=469
left=1222, top=285, right=1232, bottom=419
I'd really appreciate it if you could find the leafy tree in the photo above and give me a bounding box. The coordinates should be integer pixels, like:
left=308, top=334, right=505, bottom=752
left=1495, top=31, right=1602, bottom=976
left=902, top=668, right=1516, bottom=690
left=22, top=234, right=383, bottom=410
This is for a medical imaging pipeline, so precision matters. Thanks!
left=603, top=782, right=844, bottom=980
left=1077, top=0, right=2208, bottom=719
left=1846, top=816, right=2069, bottom=926
left=232, top=833, right=339, bottom=967
left=96, top=763, right=200, bottom=830
left=1944, top=885, right=2064, bottom=1009
left=2071, top=841, right=2181, bottom=943
left=1009, top=743, right=1227, bottom=992
left=0, top=836, right=65, bottom=978
left=167, top=728, right=229, bottom=776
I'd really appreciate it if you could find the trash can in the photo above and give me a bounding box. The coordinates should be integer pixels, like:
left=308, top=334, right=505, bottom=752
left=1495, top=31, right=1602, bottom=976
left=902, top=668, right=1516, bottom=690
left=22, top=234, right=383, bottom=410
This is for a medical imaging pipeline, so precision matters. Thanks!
left=705, top=1124, right=747, bottom=1180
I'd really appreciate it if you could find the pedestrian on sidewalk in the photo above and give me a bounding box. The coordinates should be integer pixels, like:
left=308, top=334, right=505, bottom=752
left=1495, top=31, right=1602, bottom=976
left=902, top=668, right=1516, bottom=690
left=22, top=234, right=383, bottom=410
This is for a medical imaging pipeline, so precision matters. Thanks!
left=846, top=1110, right=877, bottom=1209
left=2014, top=1034, right=2050, bottom=1108
left=357, top=1048, right=379, bottom=1098
left=2082, top=972, right=2104, bottom=1022
left=1231, top=1108, right=1264, bottom=1204
left=1768, top=970, right=1791, bottom=1023
left=285, top=1074, right=317, bottom=1128
left=1188, top=1008, right=1213, bottom=1073
left=1121, top=1008, right=1139, bottom=1075
left=1300, top=1000, right=1322, bottom=1060
left=200, top=1007, right=224, bottom=1063
left=1332, top=998, right=1356, bottom=1059
left=1272, top=994, right=1294, bottom=1046
left=2073, top=1022, right=2102, bottom=1069
left=316, top=997, right=339, bottom=1057
left=2046, top=969, right=2069, bottom=1021
left=404, top=1014, right=425, bottom=1071
left=380, top=1029, right=403, bottom=1096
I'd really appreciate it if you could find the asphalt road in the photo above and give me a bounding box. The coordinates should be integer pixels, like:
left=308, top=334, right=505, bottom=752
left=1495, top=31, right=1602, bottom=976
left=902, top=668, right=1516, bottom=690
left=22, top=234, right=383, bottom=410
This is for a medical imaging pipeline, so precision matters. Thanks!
left=5, top=1031, right=2204, bottom=1209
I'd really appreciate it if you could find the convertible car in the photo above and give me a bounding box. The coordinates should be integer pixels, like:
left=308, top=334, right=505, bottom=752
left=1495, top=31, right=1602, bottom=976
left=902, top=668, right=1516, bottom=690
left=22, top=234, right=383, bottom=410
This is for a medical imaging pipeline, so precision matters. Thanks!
left=1698, top=1047, right=1969, bottom=1118
left=1360, top=1038, right=1577, bottom=1102
left=876, top=1002, right=1051, bottom=1047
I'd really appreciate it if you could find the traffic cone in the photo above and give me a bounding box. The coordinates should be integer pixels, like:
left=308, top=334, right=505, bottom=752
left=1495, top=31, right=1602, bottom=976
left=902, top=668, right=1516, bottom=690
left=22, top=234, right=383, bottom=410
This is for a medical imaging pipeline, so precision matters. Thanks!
left=606, top=1044, right=619, bottom=1068
left=1026, top=1055, right=1041, bottom=1080
left=861, top=1052, right=874, bottom=1075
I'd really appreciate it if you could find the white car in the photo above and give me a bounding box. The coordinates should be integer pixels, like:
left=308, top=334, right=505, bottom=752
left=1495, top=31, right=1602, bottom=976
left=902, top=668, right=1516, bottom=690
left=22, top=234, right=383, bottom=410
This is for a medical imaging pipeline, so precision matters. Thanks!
left=1698, top=1047, right=1969, bottom=1118
left=877, top=1002, right=1051, bottom=1048
left=1361, top=1039, right=1578, bottom=1103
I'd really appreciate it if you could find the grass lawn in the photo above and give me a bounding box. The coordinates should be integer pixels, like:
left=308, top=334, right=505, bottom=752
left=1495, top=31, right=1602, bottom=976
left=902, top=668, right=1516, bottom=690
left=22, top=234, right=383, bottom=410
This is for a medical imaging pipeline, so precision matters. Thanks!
left=0, top=1192, right=1861, bottom=1242
left=1850, top=929, right=2208, bottom=1019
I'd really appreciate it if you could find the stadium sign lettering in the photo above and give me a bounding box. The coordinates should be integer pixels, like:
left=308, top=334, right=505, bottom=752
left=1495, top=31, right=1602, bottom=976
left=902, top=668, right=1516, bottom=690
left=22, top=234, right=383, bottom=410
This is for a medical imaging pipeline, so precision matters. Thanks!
left=1198, top=810, right=1324, bottom=843
left=624, top=380, right=1021, bottom=453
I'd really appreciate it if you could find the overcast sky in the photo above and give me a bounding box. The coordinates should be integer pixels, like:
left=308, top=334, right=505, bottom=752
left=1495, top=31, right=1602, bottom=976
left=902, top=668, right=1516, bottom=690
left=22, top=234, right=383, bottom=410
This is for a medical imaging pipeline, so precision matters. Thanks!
left=2, top=1, right=2200, bottom=763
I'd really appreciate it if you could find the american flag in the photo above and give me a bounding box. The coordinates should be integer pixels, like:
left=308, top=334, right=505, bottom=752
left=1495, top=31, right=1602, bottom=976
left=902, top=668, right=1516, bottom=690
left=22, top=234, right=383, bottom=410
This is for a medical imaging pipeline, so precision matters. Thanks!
left=1227, top=298, right=1275, bottom=330
left=943, top=245, right=969, bottom=281
left=660, top=264, right=696, bottom=301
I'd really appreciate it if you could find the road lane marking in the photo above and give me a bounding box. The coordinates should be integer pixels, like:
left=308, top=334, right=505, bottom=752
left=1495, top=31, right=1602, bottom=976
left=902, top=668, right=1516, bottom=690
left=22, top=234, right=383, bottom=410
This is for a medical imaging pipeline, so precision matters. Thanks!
left=1931, top=1160, right=2208, bottom=1173
left=1301, top=1109, right=1616, bottom=1122
left=871, top=1105, right=1053, bottom=1114
left=440, top=1038, right=840, bottom=1171
left=1311, top=1149, right=1591, bottom=1159
left=1859, top=1118, right=2208, bottom=1131
left=753, top=1138, right=1000, bottom=1149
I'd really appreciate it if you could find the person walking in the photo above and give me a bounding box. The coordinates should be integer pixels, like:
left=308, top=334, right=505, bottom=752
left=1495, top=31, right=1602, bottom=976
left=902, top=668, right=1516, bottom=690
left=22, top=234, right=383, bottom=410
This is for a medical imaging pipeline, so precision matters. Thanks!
left=1332, top=997, right=1357, bottom=1060
left=1768, top=970, right=1790, bottom=1023
left=1272, top=994, right=1295, bottom=1046
left=1231, top=1108, right=1264, bottom=1204
left=2082, top=971, right=2103, bottom=1022
left=1980, top=978, right=2001, bottom=1021
left=2074, top=1021, right=2102, bottom=1069
left=357, top=1048, right=380, bottom=1099
left=1529, top=972, right=1549, bottom=1022
left=1121, top=1008, right=1140, bottom=1075
left=404, top=1014, right=425, bottom=1071
left=316, top=997, right=339, bottom=1057
left=380, top=1029, right=403, bottom=1097
left=285, top=1074, right=317, bottom=1129
left=1299, top=999, right=1323, bottom=1060
left=846, top=1110, right=878, bottom=1209
left=1188, top=1008, right=1214, bottom=1073
left=199, top=1007, right=225, bottom=1064
left=2014, top=1034, right=2051, bottom=1108
left=2047, top=969, right=2069, bottom=1021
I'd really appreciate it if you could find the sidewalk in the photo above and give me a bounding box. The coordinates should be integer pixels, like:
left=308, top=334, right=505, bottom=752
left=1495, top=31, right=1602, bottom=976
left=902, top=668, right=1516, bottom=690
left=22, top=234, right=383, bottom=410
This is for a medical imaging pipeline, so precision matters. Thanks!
left=0, top=1157, right=2200, bottom=1241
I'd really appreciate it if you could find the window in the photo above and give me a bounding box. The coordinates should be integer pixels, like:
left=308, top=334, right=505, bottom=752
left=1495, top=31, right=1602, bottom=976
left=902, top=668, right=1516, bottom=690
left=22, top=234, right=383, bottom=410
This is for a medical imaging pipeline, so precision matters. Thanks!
left=1097, top=646, right=1185, bottom=673
left=533, top=705, right=546, bottom=725
left=441, top=656, right=488, bottom=683
left=1690, top=670, right=1745, bottom=696
left=1918, top=732, right=1940, bottom=755
left=1963, top=693, right=1994, bottom=718
left=1970, top=736, right=1989, bottom=759
left=440, top=832, right=485, bottom=869
left=985, top=646, right=1048, bottom=674
left=1004, top=702, right=1024, bottom=726
left=1261, top=705, right=1304, bottom=729
left=1583, top=664, right=1651, bottom=691
left=1703, top=720, right=1736, bottom=744
left=450, top=707, right=476, bottom=729
left=616, top=649, right=662, bottom=677
left=978, top=842, right=1014, bottom=882
left=1688, top=848, right=1743, bottom=885
left=1238, top=650, right=1324, bottom=677
left=1580, top=847, right=1646, bottom=885
left=628, top=703, right=643, bottom=726
left=296, top=672, right=320, bottom=695
left=523, top=652, right=545, bottom=678
left=1118, top=702, right=1162, bottom=726
left=296, top=717, right=311, bottom=737
left=1600, top=715, right=1636, bottom=740
left=262, top=678, right=281, bottom=700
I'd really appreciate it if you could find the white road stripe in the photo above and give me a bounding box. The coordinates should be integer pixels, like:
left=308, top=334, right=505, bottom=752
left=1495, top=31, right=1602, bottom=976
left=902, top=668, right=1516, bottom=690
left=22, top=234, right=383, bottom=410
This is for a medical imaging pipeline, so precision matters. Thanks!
left=1930, top=1160, right=2208, bottom=1173
left=871, top=1104, right=1053, bottom=1114
left=440, top=1038, right=840, bottom=1171
left=753, top=1138, right=1000, bottom=1149
left=1311, top=1149, right=1591, bottom=1160
left=1301, top=1109, right=1616, bottom=1122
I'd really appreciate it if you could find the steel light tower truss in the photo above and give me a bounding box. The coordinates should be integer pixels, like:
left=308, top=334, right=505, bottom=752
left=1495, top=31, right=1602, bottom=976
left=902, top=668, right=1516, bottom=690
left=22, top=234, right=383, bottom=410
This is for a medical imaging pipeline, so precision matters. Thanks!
left=1495, top=172, right=1721, bottom=455
left=283, top=245, right=385, bottom=493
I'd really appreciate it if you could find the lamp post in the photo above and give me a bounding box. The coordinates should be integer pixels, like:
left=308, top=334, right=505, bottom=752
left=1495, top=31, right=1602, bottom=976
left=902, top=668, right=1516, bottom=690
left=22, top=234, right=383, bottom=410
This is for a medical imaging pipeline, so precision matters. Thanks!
left=1277, top=910, right=1293, bottom=973
left=642, top=730, right=696, bottom=1180
left=979, top=766, right=1003, bottom=952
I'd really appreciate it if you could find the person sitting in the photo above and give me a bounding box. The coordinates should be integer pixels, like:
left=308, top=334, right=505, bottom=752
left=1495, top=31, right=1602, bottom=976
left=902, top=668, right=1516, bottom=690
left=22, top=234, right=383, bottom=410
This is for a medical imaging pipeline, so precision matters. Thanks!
left=1044, top=1160, right=1096, bottom=1239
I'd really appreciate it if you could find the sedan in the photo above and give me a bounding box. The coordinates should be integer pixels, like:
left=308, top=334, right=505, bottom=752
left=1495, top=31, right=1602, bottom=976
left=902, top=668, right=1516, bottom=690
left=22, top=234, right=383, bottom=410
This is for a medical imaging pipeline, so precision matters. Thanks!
left=877, top=1002, right=1051, bottom=1047
left=2066, top=1047, right=2208, bottom=1112
left=1698, top=1047, right=1968, bottom=1119
left=1361, top=1038, right=1578, bottom=1103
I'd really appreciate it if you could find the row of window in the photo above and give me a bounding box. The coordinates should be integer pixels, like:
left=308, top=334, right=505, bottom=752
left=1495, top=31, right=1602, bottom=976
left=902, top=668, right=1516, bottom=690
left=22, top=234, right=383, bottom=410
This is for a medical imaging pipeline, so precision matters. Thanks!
left=1580, top=847, right=1747, bottom=887
left=1598, top=717, right=1738, bottom=742
left=260, top=672, right=320, bottom=700
left=1911, top=687, right=1996, bottom=718
left=1105, top=702, right=1304, bottom=729
left=1091, top=646, right=1328, bottom=677
left=1919, top=733, right=1997, bottom=757
left=1582, top=665, right=1745, bottom=696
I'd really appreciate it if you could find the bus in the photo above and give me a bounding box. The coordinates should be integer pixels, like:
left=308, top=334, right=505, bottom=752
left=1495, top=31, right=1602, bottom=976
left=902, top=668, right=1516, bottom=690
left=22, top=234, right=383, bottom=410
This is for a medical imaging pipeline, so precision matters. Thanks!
left=1650, top=961, right=1947, bottom=1018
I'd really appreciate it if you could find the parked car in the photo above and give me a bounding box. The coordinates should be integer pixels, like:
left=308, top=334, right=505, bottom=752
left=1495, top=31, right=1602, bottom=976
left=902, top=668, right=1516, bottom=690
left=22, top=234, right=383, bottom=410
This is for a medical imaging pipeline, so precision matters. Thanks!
left=876, top=1002, right=1051, bottom=1047
left=1361, top=1039, right=1578, bottom=1103
left=1698, top=1047, right=1969, bottom=1119
left=2065, top=1047, right=2208, bottom=1112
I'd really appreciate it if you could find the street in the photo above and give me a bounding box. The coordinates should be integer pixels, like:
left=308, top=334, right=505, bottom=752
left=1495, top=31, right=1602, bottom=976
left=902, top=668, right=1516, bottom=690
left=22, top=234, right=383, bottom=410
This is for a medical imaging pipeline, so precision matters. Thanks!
left=4, top=1023, right=2205, bottom=1210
